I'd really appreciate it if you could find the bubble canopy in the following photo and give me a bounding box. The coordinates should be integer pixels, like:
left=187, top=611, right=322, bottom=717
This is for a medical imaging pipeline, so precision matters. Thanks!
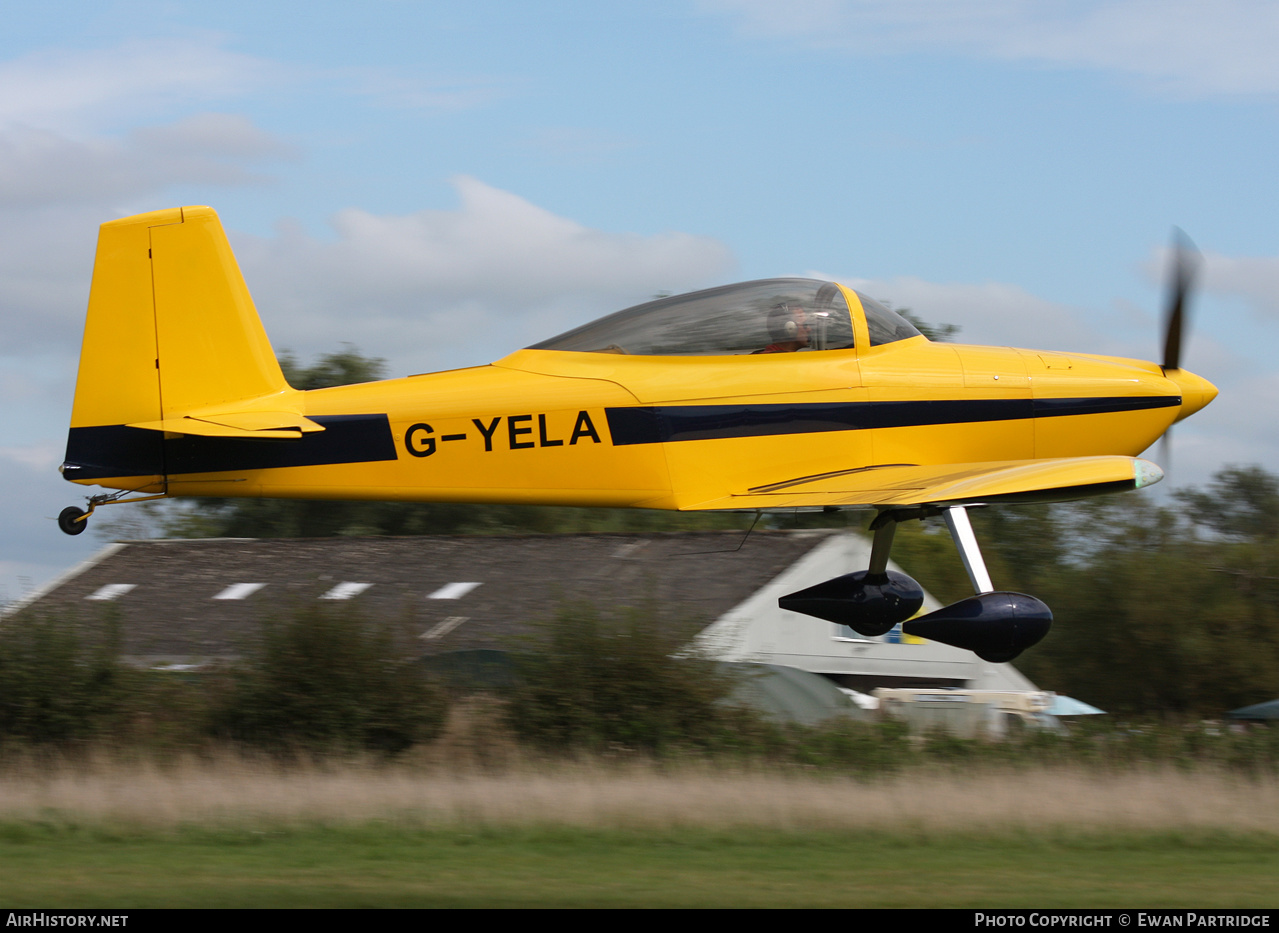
left=528, top=278, right=922, bottom=357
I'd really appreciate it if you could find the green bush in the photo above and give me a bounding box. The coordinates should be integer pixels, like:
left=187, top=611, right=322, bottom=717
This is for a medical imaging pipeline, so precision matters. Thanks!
left=757, top=718, right=913, bottom=774
left=0, top=613, right=129, bottom=744
left=506, top=604, right=748, bottom=754
left=212, top=605, right=446, bottom=754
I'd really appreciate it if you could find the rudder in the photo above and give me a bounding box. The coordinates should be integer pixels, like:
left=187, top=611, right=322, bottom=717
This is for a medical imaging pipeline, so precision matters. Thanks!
left=64, top=206, right=290, bottom=485
left=149, top=206, right=287, bottom=416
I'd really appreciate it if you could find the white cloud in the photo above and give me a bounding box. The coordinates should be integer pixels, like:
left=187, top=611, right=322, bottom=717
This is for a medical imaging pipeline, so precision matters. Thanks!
left=0, top=36, right=276, bottom=133
left=0, top=114, right=295, bottom=208
left=0, top=34, right=498, bottom=137
left=1198, top=252, right=1279, bottom=318
left=235, top=176, right=735, bottom=372
left=0, top=112, right=296, bottom=357
left=0, top=36, right=298, bottom=347
left=709, top=0, right=1279, bottom=96
left=0, top=206, right=106, bottom=350
left=0, top=441, right=61, bottom=473
left=824, top=273, right=1104, bottom=351
left=0, top=171, right=731, bottom=367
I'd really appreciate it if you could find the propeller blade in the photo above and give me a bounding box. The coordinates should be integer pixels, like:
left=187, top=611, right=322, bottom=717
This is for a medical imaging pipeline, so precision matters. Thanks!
left=1159, top=429, right=1172, bottom=475
left=1162, top=228, right=1201, bottom=373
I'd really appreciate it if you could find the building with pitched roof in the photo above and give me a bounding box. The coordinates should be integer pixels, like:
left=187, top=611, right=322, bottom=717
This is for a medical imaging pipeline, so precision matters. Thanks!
left=6, top=531, right=1034, bottom=691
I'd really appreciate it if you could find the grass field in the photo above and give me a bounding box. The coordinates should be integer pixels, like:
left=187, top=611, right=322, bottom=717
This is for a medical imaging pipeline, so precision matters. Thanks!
left=3, top=824, right=1278, bottom=908
left=0, top=757, right=1276, bottom=907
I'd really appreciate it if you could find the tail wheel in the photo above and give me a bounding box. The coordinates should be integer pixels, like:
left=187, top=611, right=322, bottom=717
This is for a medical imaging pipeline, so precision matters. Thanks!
left=58, top=506, right=88, bottom=536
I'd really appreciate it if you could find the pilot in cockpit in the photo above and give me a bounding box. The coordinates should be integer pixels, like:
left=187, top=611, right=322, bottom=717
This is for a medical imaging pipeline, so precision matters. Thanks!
left=754, top=302, right=810, bottom=354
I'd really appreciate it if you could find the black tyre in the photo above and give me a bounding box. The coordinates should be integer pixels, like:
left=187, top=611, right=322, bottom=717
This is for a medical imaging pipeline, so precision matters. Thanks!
left=58, top=506, right=88, bottom=536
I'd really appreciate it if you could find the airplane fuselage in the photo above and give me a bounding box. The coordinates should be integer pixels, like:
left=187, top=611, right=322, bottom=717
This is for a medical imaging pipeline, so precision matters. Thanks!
left=56, top=206, right=1219, bottom=661
left=65, top=338, right=1213, bottom=510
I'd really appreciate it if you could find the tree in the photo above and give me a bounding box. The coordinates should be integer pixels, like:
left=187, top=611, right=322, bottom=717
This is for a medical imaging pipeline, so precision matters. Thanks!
left=894, top=306, right=960, bottom=342
left=211, top=605, right=446, bottom=754
left=505, top=603, right=746, bottom=753
left=1008, top=478, right=1279, bottom=715
left=277, top=343, right=387, bottom=390
left=0, top=612, right=129, bottom=743
left=1177, top=465, right=1279, bottom=541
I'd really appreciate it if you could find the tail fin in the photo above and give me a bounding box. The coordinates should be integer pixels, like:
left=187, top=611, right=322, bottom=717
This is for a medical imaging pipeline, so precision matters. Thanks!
left=71, top=205, right=287, bottom=427
left=64, top=206, right=290, bottom=484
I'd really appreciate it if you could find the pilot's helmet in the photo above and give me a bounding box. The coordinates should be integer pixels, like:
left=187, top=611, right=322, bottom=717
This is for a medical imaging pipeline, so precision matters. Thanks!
left=767, top=302, right=806, bottom=342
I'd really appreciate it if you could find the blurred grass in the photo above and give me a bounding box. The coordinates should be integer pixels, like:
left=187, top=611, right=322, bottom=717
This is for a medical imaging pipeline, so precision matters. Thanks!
left=3, top=600, right=1279, bottom=906
left=0, top=745, right=1276, bottom=907
left=0, top=824, right=1275, bottom=908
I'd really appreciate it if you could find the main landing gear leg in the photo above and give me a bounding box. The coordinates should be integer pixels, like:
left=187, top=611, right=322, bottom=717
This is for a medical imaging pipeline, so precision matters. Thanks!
left=778, top=504, right=1053, bottom=662
left=941, top=505, right=994, bottom=594
left=899, top=505, right=1052, bottom=662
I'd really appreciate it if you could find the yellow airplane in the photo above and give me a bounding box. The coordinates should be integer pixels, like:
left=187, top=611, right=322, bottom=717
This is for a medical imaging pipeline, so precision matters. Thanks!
left=58, top=206, right=1217, bottom=661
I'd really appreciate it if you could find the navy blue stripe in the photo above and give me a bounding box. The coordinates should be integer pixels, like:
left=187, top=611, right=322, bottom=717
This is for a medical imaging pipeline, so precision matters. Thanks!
left=63, top=425, right=165, bottom=479
left=64, top=414, right=398, bottom=480
left=605, top=396, right=1179, bottom=446
left=1033, top=396, right=1180, bottom=418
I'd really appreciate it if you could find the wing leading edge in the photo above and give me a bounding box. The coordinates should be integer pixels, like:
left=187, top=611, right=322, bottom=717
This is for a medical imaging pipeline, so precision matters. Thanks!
left=687, top=456, right=1164, bottom=511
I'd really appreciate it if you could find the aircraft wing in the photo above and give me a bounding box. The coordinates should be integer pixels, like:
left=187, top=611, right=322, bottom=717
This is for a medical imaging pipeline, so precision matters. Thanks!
left=687, top=456, right=1163, bottom=510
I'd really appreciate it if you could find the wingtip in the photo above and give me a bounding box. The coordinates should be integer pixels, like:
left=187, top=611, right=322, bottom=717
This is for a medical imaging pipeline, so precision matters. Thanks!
left=1135, top=459, right=1165, bottom=489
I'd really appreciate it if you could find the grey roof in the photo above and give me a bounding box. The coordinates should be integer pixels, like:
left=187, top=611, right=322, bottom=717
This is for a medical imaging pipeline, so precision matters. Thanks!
left=11, top=531, right=835, bottom=661
left=1226, top=698, right=1279, bottom=720
left=723, top=662, right=868, bottom=725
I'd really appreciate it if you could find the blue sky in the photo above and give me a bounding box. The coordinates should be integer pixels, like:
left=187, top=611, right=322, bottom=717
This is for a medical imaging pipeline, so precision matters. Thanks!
left=3, top=0, right=1279, bottom=602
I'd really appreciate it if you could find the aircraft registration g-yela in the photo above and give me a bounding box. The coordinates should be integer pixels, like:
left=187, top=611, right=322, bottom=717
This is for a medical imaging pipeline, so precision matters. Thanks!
left=58, top=206, right=1217, bottom=662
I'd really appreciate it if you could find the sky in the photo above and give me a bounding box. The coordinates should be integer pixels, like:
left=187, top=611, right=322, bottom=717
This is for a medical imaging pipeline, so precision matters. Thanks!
left=4, top=0, right=1279, bottom=603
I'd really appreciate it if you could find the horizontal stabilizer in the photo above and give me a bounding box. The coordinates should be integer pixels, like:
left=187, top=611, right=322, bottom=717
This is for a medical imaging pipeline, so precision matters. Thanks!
left=127, top=411, right=324, bottom=440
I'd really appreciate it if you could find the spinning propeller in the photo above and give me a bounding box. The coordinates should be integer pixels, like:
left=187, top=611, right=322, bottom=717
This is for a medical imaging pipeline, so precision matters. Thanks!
left=1157, top=228, right=1203, bottom=469
left=1162, top=227, right=1201, bottom=376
